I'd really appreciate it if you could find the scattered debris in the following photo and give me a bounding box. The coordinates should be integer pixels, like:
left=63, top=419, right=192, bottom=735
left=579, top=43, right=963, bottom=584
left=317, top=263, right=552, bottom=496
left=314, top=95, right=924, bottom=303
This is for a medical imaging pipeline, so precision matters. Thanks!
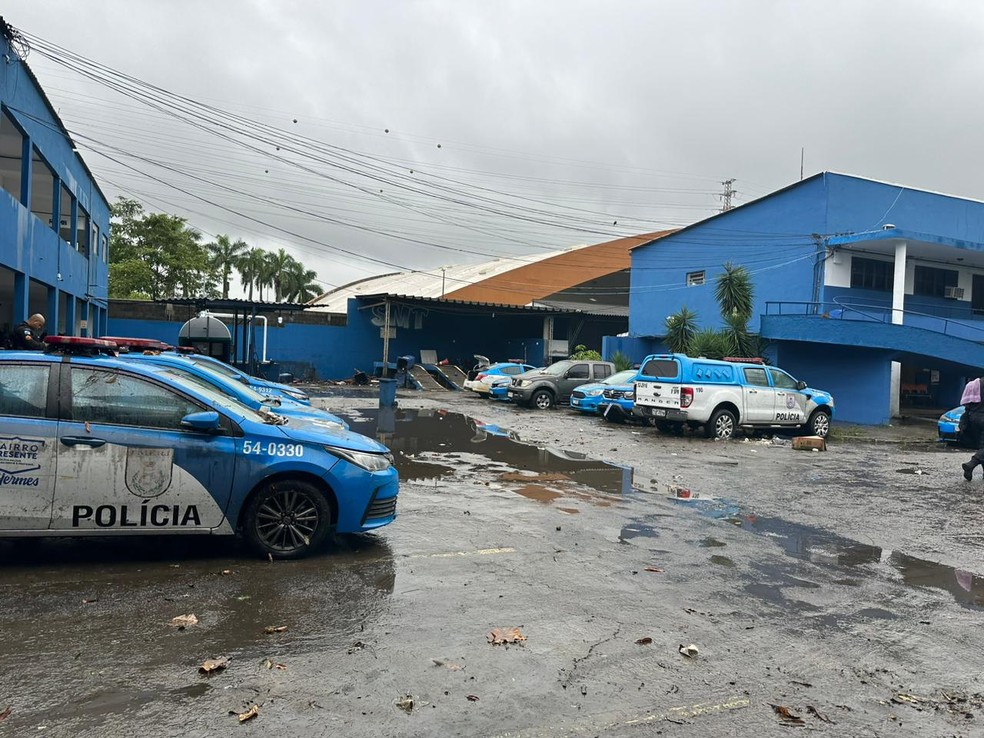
left=678, top=643, right=699, bottom=658
left=199, top=657, right=229, bottom=675
left=82, top=597, right=99, bottom=604
left=395, top=694, right=415, bottom=713
left=792, top=436, right=826, bottom=452
left=169, top=614, right=198, bottom=629
left=635, top=637, right=653, bottom=645
left=487, top=627, right=526, bottom=645
left=220, top=570, right=233, bottom=576
left=348, top=640, right=369, bottom=654
left=668, top=484, right=697, bottom=500
left=807, top=705, right=834, bottom=723
left=466, top=694, right=480, bottom=702
left=237, top=704, right=259, bottom=723
left=0, top=706, right=10, bottom=722
left=791, top=680, right=813, bottom=688
left=264, top=625, right=288, bottom=634
left=770, top=704, right=806, bottom=726
left=431, top=658, right=463, bottom=671
left=891, top=693, right=923, bottom=705
left=267, top=553, right=274, bottom=563
left=644, top=567, right=664, bottom=573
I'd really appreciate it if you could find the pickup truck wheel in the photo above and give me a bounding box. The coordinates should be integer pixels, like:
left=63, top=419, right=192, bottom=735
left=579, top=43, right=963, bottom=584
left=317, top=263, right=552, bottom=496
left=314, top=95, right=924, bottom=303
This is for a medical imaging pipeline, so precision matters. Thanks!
left=806, top=409, right=831, bottom=437
left=531, top=389, right=555, bottom=410
left=705, top=408, right=737, bottom=439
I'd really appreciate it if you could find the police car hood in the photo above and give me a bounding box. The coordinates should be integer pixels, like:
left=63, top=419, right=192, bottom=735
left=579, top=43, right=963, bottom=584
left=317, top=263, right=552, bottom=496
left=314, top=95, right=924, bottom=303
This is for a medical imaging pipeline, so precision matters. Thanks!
left=802, top=386, right=834, bottom=406
left=278, top=416, right=390, bottom=453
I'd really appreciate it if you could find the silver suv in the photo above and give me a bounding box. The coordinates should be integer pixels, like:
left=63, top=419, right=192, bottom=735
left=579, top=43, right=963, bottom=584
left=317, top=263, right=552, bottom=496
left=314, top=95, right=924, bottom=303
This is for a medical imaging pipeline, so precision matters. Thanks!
left=507, top=360, right=616, bottom=410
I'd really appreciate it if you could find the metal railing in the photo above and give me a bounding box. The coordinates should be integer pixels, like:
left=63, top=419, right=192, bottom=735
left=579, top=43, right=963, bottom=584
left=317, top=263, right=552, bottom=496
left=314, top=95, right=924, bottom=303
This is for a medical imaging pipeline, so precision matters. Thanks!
left=764, top=298, right=984, bottom=342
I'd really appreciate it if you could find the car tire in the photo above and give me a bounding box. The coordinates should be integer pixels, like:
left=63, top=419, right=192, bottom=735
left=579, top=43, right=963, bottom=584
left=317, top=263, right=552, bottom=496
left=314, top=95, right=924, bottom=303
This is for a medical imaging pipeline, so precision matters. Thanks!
left=805, top=409, right=831, bottom=438
left=531, top=389, right=555, bottom=410
left=244, top=479, right=333, bottom=560
left=704, top=408, right=737, bottom=439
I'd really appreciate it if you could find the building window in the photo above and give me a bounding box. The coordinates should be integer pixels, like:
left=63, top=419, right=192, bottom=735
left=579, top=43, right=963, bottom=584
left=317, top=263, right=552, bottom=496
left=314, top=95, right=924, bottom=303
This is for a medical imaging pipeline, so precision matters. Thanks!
left=0, top=108, right=24, bottom=204
left=101, top=233, right=109, bottom=263
left=850, top=257, right=893, bottom=291
left=77, top=205, right=90, bottom=256
left=686, top=270, right=705, bottom=286
left=30, top=148, right=55, bottom=231
left=913, top=265, right=958, bottom=298
left=59, top=183, right=73, bottom=245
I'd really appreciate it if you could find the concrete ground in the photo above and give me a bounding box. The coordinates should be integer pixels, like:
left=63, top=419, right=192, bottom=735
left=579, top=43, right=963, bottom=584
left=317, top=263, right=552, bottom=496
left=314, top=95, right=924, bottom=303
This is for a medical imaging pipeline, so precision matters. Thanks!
left=0, top=388, right=981, bottom=737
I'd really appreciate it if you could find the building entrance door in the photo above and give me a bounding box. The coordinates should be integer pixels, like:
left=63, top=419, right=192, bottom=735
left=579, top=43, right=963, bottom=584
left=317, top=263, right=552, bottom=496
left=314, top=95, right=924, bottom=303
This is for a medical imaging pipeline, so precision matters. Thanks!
left=973, top=275, right=984, bottom=315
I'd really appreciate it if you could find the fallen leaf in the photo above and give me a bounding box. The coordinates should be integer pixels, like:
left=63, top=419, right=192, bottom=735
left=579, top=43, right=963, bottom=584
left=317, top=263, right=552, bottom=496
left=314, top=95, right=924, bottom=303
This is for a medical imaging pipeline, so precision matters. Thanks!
left=274, top=663, right=287, bottom=670
left=220, top=570, right=232, bottom=576
left=891, top=693, right=922, bottom=705
left=487, top=627, right=526, bottom=645
left=770, top=704, right=805, bottom=726
left=199, top=657, right=229, bottom=675
left=261, top=658, right=273, bottom=669
left=0, top=707, right=10, bottom=722
left=807, top=705, right=834, bottom=724
left=644, top=567, right=664, bottom=573
left=238, top=704, right=259, bottom=723
left=635, top=637, right=653, bottom=645
left=82, top=597, right=99, bottom=604
left=169, top=614, right=198, bottom=629
left=264, top=625, right=288, bottom=634
left=466, top=694, right=480, bottom=702
left=395, top=694, right=414, bottom=713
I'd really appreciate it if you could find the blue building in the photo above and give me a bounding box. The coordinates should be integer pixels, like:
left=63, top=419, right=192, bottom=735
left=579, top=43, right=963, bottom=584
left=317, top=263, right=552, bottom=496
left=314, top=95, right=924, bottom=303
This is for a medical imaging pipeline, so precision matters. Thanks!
left=0, top=20, right=110, bottom=338
left=605, top=172, right=984, bottom=425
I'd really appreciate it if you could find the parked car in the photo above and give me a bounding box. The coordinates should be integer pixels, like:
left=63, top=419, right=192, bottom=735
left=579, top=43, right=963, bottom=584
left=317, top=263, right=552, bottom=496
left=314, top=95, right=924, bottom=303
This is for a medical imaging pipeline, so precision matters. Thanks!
left=633, top=353, right=834, bottom=439
left=0, top=336, right=398, bottom=559
left=570, top=370, right=638, bottom=414
left=181, top=352, right=311, bottom=405
left=507, top=360, right=616, bottom=410
left=464, top=362, right=537, bottom=398
left=939, top=406, right=964, bottom=445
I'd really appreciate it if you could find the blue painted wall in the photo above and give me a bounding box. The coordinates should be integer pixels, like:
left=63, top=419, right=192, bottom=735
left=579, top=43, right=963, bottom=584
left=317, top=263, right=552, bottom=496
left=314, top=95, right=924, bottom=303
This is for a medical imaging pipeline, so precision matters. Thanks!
left=0, top=34, right=110, bottom=331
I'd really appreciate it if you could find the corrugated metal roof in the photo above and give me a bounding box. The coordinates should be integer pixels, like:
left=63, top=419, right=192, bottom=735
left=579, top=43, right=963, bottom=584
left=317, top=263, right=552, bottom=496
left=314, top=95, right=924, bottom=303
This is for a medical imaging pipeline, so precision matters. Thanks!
left=531, top=300, right=629, bottom=317
left=307, top=246, right=587, bottom=313
left=356, top=293, right=582, bottom=314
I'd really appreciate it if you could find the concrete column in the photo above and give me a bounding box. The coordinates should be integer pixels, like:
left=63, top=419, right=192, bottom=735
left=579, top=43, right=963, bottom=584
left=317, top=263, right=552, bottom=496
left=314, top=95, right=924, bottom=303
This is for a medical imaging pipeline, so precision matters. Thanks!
left=892, top=240, right=907, bottom=325
left=13, top=272, right=29, bottom=325
left=47, top=287, right=59, bottom=335
left=79, top=300, right=90, bottom=337
left=64, top=295, right=76, bottom=336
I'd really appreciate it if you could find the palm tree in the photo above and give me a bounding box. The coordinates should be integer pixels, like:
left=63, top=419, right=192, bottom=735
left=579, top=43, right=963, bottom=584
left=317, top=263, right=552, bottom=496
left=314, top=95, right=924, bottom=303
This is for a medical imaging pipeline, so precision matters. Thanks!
left=664, top=306, right=699, bottom=354
left=714, top=262, right=754, bottom=322
left=267, top=248, right=295, bottom=301
left=237, top=248, right=268, bottom=301
left=206, top=235, right=248, bottom=299
left=283, top=263, right=321, bottom=303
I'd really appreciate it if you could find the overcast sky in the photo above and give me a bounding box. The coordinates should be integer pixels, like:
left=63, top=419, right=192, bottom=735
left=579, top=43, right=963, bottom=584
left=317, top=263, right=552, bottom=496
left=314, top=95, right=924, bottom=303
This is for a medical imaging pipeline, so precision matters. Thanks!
left=4, top=0, right=984, bottom=297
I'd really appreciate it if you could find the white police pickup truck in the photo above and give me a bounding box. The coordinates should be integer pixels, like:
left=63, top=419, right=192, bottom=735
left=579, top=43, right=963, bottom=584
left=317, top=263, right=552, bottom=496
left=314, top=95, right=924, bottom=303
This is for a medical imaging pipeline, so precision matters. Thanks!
left=632, top=354, right=834, bottom=439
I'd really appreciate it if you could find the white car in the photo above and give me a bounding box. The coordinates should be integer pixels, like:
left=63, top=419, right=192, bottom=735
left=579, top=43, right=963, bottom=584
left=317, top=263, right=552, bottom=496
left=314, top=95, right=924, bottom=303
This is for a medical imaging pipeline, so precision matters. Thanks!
left=464, top=362, right=537, bottom=397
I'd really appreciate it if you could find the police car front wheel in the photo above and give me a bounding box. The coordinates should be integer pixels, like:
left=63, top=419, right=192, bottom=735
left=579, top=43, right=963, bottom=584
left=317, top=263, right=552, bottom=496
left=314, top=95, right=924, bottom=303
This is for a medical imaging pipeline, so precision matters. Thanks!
left=244, top=480, right=333, bottom=559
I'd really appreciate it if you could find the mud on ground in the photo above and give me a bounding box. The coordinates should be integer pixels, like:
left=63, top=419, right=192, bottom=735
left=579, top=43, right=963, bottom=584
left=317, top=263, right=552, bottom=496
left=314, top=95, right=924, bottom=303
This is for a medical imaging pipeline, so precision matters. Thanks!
left=0, top=388, right=982, bottom=737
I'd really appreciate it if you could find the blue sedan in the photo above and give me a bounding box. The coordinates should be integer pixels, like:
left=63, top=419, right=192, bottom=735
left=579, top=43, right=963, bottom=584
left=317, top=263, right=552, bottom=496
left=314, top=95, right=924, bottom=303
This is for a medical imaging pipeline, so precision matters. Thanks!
left=0, top=337, right=398, bottom=559
left=569, top=370, right=638, bottom=413
left=940, top=406, right=964, bottom=445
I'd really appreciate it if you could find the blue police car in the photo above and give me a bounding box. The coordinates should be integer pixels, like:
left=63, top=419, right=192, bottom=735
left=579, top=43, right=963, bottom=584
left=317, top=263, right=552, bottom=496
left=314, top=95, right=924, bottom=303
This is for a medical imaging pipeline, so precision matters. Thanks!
left=107, top=338, right=348, bottom=429
left=0, top=337, right=398, bottom=558
left=569, top=370, right=638, bottom=414
left=178, top=352, right=311, bottom=405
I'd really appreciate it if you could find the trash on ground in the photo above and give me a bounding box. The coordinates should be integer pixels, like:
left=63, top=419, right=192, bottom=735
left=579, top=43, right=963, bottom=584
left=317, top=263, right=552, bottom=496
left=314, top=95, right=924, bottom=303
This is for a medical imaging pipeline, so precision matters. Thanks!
left=891, top=693, right=923, bottom=705
left=220, top=569, right=233, bottom=576
left=487, top=627, right=527, bottom=645
left=199, top=657, right=229, bottom=675
left=668, top=484, right=697, bottom=500
left=395, top=694, right=415, bottom=713
left=678, top=643, right=699, bottom=658
left=466, top=694, right=480, bottom=702
left=644, top=566, right=664, bottom=573
left=635, top=637, right=653, bottom=645
left=807, top=705, right=834, bottom=723
left=792, top=436, right=826, bottom=451
left=169, top=614, right=198, bottom=629
left=264, top=625, right=288, bottom=634
left=260, top=658, right=287, bottom=670
left=237, top=704, right=259, bottom=723
left=771, top=704, right=805, bottom=725
left=0, top=707, right=10, bottom=722
left=431, top=658, right=463, bottom=670
left=82, top=597, right=99, bottom=604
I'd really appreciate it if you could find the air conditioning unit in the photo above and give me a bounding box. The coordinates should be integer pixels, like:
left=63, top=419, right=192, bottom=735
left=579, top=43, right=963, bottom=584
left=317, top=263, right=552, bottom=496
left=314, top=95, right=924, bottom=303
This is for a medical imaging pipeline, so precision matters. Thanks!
left=944, top=286, right=965, bottom=299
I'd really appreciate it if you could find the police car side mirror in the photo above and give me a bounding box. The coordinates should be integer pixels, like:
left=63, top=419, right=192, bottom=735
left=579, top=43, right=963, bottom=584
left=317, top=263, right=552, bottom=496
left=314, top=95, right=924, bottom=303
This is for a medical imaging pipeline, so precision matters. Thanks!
left=181, top=411, right=221, bottom=432
left=795, top=380, right=807, bottom=391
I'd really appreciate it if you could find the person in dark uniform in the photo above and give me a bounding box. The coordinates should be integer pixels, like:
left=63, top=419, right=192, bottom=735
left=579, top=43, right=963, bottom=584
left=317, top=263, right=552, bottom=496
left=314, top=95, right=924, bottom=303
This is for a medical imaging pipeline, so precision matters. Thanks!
left=12, top=314, right=46, bottom=350
left=960, top=376, right=984, bottom=480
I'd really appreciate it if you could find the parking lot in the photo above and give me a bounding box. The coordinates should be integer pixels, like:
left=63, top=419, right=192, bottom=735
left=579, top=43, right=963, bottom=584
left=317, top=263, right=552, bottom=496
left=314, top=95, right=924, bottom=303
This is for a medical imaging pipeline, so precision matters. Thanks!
left=1, top=388, right=983, bottom=737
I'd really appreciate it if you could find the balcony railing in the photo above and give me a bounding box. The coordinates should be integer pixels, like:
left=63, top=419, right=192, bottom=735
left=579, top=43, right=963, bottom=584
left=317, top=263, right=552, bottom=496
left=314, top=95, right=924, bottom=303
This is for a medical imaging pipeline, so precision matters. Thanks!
left=764, top=299, right=984, bottom=342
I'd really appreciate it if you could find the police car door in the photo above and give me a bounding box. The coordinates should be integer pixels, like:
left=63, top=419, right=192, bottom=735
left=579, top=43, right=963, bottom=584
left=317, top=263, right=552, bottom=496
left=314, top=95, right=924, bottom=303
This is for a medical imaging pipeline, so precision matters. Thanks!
left=741, top=367, right=776, bottom=422
left=0, top=361, right=57, bottom=530
left=50, top=365, right=236, bottom=533
left=768, top=368, right=806, bottom=425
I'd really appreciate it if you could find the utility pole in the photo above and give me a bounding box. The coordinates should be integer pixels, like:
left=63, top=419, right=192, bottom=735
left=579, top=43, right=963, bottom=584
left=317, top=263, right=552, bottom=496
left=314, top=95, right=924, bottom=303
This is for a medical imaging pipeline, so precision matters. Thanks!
left=719, top=179, right=737, bottom=212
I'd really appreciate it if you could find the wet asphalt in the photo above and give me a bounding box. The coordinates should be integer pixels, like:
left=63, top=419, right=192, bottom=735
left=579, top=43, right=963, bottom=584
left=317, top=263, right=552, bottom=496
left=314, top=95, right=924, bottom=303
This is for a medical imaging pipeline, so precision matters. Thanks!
left=1, top=388, right=984, bottom=737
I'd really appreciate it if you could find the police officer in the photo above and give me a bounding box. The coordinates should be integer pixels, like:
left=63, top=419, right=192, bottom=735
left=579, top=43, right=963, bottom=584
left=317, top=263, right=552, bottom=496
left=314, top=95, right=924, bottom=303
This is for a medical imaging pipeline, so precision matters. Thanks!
left=12, top=313, right=46, bottom=350
left=961, top=375, right=984, bottom=480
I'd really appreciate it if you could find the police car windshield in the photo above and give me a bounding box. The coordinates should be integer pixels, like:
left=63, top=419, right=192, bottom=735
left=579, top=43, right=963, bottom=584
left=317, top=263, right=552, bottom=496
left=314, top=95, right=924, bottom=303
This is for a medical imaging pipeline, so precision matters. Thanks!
left=160, top=366, right=270, bottom=406
left=184, top=356, right=241, bottom=380
left=541, top=361, right=574, bottom=376
left=152, top=367, right=267, bottom=424
left=605, top=370, right=637, bottom=385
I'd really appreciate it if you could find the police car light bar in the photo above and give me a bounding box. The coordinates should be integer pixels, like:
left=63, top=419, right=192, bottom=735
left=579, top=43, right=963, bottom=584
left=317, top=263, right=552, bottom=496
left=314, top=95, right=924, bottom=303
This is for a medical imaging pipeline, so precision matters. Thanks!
left=44, top=336, right=118, bottom=354
left=100, top=336, right=168, bottom=351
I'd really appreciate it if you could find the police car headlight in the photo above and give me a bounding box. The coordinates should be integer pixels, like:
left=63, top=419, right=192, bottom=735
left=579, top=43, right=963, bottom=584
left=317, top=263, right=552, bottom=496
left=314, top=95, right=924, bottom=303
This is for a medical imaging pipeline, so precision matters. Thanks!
left=326, top=447, right=393, bottom=471
left=623, top=391, right=634, bottom=400
left=585, top=388, right=603, bottom=396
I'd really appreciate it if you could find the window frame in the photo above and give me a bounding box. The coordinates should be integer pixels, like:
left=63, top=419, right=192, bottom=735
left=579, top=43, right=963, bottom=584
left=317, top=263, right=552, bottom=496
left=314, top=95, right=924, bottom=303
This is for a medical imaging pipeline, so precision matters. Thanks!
left=743, top=367, right=770, bottom=387
left=0, top=362, right=53, bottom=419
left=768, top=368, right=799, bottom=390
left=850, top=256, right=894, bottom=292
left=913, top=265, right=959, bottom=298
left=686, top=270, right=706, bottom=287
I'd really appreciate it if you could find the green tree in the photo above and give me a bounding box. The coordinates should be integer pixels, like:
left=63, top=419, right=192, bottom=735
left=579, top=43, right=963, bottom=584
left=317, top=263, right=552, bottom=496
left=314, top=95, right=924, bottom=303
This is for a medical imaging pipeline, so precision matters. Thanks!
left=282, top=263, right=321, bottom=302
left=610, top=350, right=634, bottom=372
left=688, top=328, right=730, bottom=360
left=237, top=248, right=268, bottom=301
left=569, top=344, right=602, bottom=360
left=266, top=248, right=295, bottom=301
left=207, top=235, right=249, bottom=299
left=715, top=262, right=754, bottom=322
left=664, top=306, right=699, bottom=354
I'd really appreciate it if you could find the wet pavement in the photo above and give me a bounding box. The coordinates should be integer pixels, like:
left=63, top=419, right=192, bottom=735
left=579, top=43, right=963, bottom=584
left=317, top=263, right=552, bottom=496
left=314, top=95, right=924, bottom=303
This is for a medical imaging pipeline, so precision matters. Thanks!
left=2, top=391, right=984, bottom=736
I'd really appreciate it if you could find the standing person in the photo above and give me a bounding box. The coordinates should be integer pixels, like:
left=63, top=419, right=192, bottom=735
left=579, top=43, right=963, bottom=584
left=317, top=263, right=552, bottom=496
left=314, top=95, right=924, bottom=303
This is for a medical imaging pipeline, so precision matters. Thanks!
left=960, top=376, right=984, bottom=480
left=12, top=313, right=46, bottom=350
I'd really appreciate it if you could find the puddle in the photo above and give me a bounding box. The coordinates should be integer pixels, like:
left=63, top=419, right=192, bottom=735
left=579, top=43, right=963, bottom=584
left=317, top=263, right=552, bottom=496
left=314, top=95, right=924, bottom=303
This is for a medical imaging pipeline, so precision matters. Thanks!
left=709, top=554, right=735, bottom=567
left=341, top=408, right=632, bottom=498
